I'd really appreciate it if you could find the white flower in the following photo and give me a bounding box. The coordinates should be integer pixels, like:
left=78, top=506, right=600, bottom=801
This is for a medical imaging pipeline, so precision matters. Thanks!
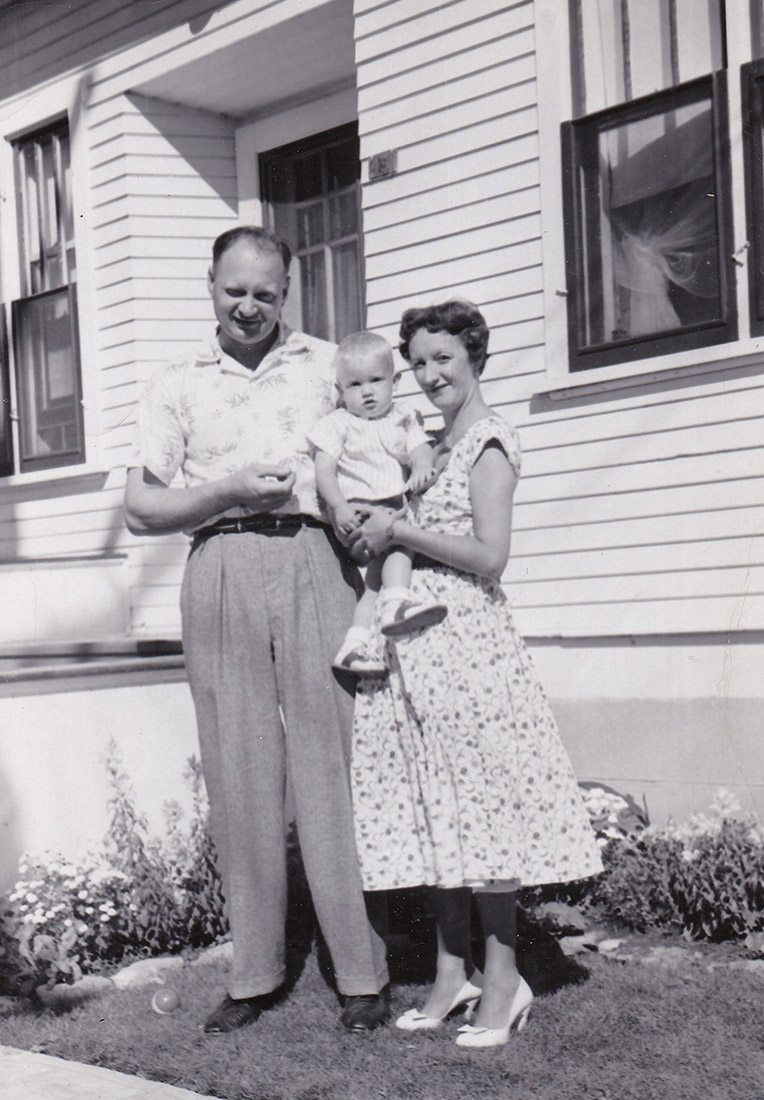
left=711, top=788, right=742, bottom=820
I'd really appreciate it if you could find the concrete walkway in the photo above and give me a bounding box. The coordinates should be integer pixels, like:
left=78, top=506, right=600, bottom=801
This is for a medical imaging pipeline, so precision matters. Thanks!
left=1, top=1045, right=218, bottom=1100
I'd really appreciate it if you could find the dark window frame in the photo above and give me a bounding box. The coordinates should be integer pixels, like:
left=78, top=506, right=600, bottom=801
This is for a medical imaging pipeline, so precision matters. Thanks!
left=742, top=58, right=764, bottom=336
left=561, top=71, right=737, bottom=372
left=11, top=284, right=84, bottom=473
left=0, top=308, right=13, bottom=478
left=8, top=118, right=84, bottom=475
left=259, top=121, right=365, bottom=343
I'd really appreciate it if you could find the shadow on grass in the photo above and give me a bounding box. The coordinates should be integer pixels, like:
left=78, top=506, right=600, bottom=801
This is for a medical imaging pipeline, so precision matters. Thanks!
left=288, top=831, right=589, bottom=1000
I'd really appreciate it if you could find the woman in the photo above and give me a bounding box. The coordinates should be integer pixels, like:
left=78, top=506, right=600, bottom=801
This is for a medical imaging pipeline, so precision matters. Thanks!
left=349, top=301, right=602, bottom=1049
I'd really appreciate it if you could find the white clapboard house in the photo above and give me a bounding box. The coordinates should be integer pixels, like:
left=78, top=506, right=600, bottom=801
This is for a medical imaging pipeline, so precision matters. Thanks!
left=0, top=0, right=762, bottom=888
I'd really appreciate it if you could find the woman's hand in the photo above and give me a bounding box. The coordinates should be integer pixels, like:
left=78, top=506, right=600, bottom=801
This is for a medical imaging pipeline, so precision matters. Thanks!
left=349, top=506, right=405, bottom=559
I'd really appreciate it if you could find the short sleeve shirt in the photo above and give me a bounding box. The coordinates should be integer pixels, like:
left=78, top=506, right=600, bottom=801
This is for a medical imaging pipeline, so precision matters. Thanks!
left=307, top=400, right=429, bottom=502
left=132, top=327, right=338, bottom=525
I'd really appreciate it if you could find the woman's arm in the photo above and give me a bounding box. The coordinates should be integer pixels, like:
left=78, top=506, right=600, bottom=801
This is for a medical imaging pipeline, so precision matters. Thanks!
left=350, top=443, right=517, bottom=580
left=124, top=463, right=296, bottom=536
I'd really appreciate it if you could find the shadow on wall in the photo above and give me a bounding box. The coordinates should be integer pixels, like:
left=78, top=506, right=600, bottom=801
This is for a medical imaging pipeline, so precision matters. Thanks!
left=0, top=1, right=236, bottom=102
left=126, top=89, right=239, bottom=208
left=0, top=762, right=22, bottom=895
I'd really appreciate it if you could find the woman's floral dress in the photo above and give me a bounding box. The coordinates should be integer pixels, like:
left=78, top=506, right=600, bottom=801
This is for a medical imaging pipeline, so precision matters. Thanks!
left=352, top=414, right=603, bottom=891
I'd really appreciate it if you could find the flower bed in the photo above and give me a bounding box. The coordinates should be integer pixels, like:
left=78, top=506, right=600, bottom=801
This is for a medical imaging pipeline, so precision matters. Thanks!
left=4, top=755, right=764, bottom=998
left=1, top=746, right=227, bottom=992
left=526, top=786, right=764, bottom=944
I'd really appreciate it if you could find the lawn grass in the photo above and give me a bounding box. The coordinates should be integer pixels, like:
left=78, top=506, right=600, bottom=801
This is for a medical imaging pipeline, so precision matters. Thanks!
left=1, top=945, right=762, bottom=1100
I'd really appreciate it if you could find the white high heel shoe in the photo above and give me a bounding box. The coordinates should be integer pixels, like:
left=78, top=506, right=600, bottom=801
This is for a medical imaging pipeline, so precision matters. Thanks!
left=454, top=975, right=533, bottom=1048
left=395, top=975, right=483, bottom=1031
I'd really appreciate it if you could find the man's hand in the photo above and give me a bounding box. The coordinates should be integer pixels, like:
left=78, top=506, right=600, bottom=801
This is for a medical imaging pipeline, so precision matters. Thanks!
left=227, top=463, right=296, bottom=512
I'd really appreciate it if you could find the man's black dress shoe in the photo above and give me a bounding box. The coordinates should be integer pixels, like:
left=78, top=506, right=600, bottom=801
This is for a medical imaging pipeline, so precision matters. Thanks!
left=340, top=988, right=391, bottom=1032
left=203, top=992, right=275, bottom=1034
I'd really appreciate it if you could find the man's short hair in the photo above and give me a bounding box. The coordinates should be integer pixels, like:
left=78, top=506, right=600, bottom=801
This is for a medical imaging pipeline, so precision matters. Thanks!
left=211, top=226, right=292, bottom=275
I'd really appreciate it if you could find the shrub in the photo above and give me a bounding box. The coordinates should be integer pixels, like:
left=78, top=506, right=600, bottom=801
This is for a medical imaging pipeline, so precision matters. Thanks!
left=578, top=781, right=649, bottom=843
left=1, top=744, right=228, bottom=989
left=525, top=786, right=764, bottom=943
left=592, top=790, right=764, bottom=940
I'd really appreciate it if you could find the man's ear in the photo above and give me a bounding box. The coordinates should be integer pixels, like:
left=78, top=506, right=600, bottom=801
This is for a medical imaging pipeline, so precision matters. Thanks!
left=281, top=275, right=290, bottom=304
left=207, top=267, right=215, bottom=295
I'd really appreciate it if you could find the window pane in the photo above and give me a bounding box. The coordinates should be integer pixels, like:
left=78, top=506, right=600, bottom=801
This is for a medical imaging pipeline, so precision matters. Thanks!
left=299, top=251, right=328, bottom=341
left=13, top=287, right=83, bottom=468
left=263, top=159, right=296, bottom=204
left=753, top=0, right=764, bottom=59
left=329, top=189, right=358, bottom=238
left=326, top=136, right=358, bottom=191
left=20, top=146, right=42, bottom=295
left=572, top=0, right=723, bottom=115
left=16, top=127, right=71, bottom=294
left=0, top=312, right=13, bottom=477
left=295, top=151, right=324, bottom=202
left=574, top=94, right=724, bottom=348
left=41, top=139, right=64, bottom=288
left=260, top=123, right=364, bottom=340
left=742, top=59, right=764, bottom=333
left=332, top=241, right=363, bottom=341
left=297, top=201, right=325, bottom=249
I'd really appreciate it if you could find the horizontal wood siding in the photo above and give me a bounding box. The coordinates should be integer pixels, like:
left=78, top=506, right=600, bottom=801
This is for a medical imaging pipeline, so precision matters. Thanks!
left=356, top=0, right=764, bottom=636
left=0, top=0, right=219, bottom=104
left=87, top=90, right=237, bottom=634
left=1, top=0, right=762, bottom=644
left=0, top=0, right=241, bottom=641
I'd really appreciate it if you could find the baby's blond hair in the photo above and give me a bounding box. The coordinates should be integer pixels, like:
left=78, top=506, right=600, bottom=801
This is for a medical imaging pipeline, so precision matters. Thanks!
left=334, top=331, right=394, bottom=376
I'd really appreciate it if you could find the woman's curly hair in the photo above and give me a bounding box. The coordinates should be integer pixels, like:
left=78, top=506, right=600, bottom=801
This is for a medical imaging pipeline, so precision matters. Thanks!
left=398, top=299, right=490, bottom=375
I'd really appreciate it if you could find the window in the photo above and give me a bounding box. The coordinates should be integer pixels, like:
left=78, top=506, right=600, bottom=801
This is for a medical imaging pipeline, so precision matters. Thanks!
left=562, top=0, right=740, bottom=371
left=10, top=120, right=83, bottom=473
left=742, top=57, right=764, bottom=336
left=259, top=123, right=364, bottom=343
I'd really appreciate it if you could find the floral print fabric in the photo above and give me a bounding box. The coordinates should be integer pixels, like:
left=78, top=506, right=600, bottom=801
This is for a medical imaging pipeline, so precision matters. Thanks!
left=133, top=326, right=338, bottom=527
left=352, top=415, right=603, bottom=891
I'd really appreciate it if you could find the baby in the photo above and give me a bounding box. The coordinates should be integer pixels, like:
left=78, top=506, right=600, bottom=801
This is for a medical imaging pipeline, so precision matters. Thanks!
left=309, top=331, right=446, bottom=674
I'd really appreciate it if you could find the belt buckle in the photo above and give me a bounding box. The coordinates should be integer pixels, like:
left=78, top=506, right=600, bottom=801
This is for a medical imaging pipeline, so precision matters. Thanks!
left=274, top=514, right=297, bottom=531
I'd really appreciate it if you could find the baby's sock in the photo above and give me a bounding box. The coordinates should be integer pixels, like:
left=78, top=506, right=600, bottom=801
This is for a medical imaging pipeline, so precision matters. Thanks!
left=380, top=586, right=410, bottom=606
left=345, top=625, right=372, bottom=643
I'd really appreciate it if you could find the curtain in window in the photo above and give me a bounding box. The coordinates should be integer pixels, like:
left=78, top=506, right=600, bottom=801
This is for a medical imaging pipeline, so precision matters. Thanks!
left=597, top=102, right=721, bottom=339
left=611, top=179, right=718, bottom=334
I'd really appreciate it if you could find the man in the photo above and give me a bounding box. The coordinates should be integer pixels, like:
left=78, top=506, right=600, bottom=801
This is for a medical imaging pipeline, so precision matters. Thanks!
left=124, top=226, right=389, bottom=1034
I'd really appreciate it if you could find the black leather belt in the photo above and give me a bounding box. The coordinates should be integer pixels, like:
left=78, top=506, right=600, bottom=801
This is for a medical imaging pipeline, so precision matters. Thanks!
left=192, top=513, right=327, bottom=550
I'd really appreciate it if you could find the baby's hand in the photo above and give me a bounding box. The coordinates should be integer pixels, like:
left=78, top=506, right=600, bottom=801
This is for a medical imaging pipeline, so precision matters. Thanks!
left=333, top=502, right=363, bottom=537
left=407, top=465, right=438, bottom=495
